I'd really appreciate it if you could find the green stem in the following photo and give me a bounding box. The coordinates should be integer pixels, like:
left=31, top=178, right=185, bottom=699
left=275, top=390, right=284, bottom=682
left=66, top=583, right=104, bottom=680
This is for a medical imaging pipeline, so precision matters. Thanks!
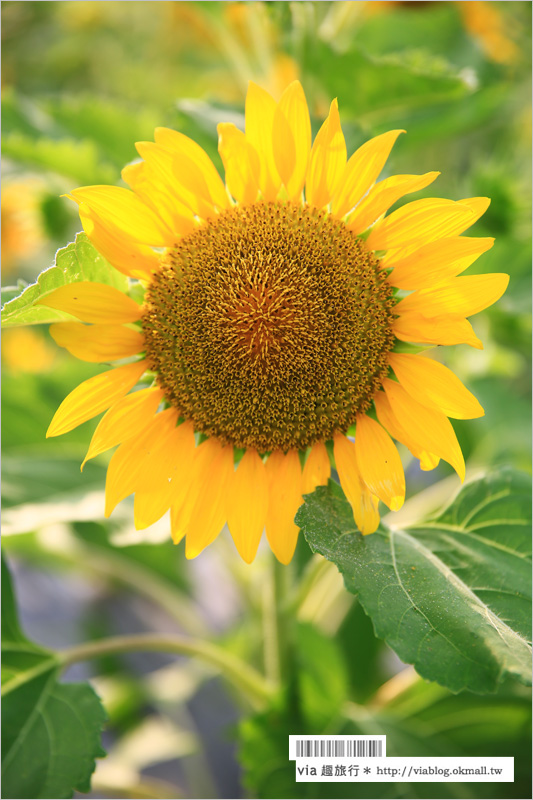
left=280, top=559, right=303, bottom=723
left=287, top=553, right=331, bottom=616
left=273, top=557, right=292, bottom=680
left=262, top=555, right=294, bottom=686
left=58, top=633, right=274, bottom=710
left=262, top=560, right=280, bottom=686
left=263, top=555, right=302, bottom=721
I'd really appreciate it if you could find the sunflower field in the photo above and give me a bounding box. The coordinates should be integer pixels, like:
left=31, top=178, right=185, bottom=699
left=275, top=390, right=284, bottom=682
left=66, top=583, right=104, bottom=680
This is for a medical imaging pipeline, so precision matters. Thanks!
left=1, top=3, right=531, bottom=800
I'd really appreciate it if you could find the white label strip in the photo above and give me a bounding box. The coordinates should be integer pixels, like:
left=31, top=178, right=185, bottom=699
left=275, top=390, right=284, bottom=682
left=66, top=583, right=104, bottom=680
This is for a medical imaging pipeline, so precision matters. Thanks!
left=293, top=757, right=514, bottom=783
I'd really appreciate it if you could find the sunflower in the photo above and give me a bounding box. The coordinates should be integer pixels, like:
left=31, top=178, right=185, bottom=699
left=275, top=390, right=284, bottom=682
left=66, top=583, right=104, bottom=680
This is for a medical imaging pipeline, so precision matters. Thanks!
left=40, top=81, right=508, bottom=564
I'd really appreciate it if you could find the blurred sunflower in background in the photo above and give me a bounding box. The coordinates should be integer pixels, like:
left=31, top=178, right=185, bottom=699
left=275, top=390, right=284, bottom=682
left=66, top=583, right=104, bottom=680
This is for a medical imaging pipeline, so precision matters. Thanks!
left=1, top=178, right=45, bottom=275
left=40, top=81, right=508, bottom=564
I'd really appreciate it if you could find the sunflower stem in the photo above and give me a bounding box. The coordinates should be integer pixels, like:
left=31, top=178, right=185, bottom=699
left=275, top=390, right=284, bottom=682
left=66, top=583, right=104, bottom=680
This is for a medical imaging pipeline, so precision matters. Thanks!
left=262, top=561, right=280, bottom=685
left=262, top=555, right=294, bottom=688
left=262, top=555, right=302, bottom=721
left=272, top=557, right=292, bottom=679
left=273, top=557, right=302, bottom=722
left=287, top=553, right=331, bottom=616
left=58, top=633, right=274, bottom=710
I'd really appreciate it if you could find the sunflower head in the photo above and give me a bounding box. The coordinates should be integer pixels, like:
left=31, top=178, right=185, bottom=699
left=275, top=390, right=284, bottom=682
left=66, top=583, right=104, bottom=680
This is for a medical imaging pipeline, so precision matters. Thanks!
left=142, top=201, right=395, bottom=452
left=40, top=80, right=508, bottom=565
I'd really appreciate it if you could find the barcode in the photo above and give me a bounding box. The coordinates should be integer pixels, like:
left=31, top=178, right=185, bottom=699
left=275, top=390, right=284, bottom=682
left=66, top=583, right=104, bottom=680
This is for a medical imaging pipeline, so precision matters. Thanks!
left=295, top=739, right=383, bottom=758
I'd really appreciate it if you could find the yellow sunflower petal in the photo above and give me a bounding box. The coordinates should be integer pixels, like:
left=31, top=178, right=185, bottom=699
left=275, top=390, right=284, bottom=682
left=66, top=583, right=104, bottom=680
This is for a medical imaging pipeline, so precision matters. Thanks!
left=121, top=159, right=196, bottom=236
left=302, top=441, right=331, bottom=495
left=306, top=99, right=347, bottom=209
left=392, top=312, right=483, bottom=349
left=47, top=359, right=147, bottom=438
left=170, top=503, right=187, bottom=546
left=265, top=450, right=302, bottom=565
left=332, top=433, right=358, bottom=505
left=154, top=127, right=229, bottom=211
left=380, top=197, right=491, bottom=265
left=386, top=236, right=495, bottom=289
left=395, top=274, right=509, bottom=318
left=217, top=122, right=260, bottom=205
left=184, top=444, right=234, bottom=559
left=419, top=452, right=441, bottom=471
left=49, top=322, right=144, bottom=363
left=272, top=105, right=295, bottom=197
left=170, top=437, right=219, bottom=538
left=36, top=282, right=142, bottom=324
left=274, top=80, right=311, bottom=202
left=169, top=437, right=232, bottom=556
left=77, top=202, right=160, bottom=279
left=383, top=378, right=465, bottom=480
left=331, top=129, right=405, bottom=218
left=104, top=408, right=178, bottom=516
left=81, top=387, right=164, bottom=469
left=456, top=196, right=491, bottom=230
left=366, top=198, right=474, bottom=252
left=348, top=172, right=440, bottom=234
left=388, top=353, right=484, bottom=419
left=134, top=486, right=171, bottom=530
left=169, top=153, right=220, bottom=220
left=227, top=449, right=268, bottom=564
left=69, top=186, right=174, bottom=246
left=373, top=391, right=440, bottom=471
left=245, top=81, right=281, bottom=201
left=333, top=433, right=380, bottom=535
left=135, top=141, right=215, bottom=221
left=354, top=415, right=405, bottom=511
left=134, top=421, right=196, bottom=530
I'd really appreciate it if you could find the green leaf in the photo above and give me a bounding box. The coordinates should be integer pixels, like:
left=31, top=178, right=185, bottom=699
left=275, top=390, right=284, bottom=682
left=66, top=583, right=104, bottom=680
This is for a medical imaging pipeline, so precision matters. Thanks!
left=1, top=232, right=128, bottom=328
left=301, top=41, right=471, bottom=125
left=2, top=133, right=117, bottom=185
left=1, top=91, right=160, bottom=182
left=1, top=557, right=106, bottom=799
left=297, top=469, right=532, bottom=694
left=1, top=281, right=29, bottom=307
left=295, top=624, right=349, bottom=728
left=42, top=94, right=160, bottom=170
left=241, top=665, right=531, bottom=799
left=2, top=455, right=108, bottom=515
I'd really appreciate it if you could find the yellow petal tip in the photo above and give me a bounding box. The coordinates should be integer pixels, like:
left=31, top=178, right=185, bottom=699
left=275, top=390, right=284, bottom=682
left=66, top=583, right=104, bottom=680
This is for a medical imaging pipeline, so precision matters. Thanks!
left=239, top=550, right=257, bottom=565
left=390, top=495, right=404, bottom=512
left=361, top=522, right=380, bottom=536
left=170, top=529, right=183, bottom=546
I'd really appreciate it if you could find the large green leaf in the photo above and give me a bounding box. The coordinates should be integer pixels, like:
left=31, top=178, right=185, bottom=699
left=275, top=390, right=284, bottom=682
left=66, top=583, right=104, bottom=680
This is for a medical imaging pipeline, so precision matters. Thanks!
left=296, top=470, right=532, bottom=694
left=1, top=558, right=106, bottom=799
left=1, top=232, right=128, bottom=328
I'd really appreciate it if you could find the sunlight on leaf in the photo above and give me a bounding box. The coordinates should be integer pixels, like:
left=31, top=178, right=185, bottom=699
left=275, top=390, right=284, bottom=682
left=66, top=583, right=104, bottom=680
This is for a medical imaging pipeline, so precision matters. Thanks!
left=1, top=232, right=128, bottom=328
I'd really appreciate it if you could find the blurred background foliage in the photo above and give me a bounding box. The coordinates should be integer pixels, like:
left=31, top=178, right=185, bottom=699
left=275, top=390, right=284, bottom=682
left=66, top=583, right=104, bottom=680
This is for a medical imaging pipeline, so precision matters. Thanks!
left=1, top=2, right=531, bottom=799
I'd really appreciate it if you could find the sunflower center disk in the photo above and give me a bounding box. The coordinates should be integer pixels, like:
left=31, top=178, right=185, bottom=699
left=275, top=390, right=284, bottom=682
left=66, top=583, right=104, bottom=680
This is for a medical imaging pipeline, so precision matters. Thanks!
left=142, top=202, right=395, bottom=452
